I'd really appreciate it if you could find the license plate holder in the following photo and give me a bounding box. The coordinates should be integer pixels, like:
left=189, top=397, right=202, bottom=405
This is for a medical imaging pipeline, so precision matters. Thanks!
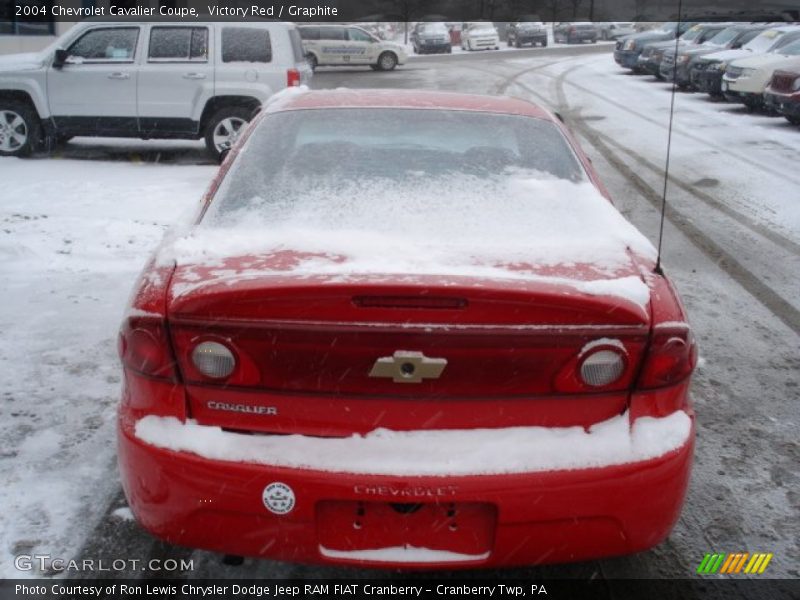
left=317, top=500, right=496, bottom=556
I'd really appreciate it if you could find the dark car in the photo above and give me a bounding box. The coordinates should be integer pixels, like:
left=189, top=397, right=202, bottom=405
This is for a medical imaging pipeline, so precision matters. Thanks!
left=765, top=68, right=800, bottom=124
left=554, top=23, right=598, bottom=44
left=657, top=23, right=732, bottom=82
left=636, top=23, right=727, bottom=79
left=614, top=22, right=696, bottom=71
left=673, top=24, right=770, bottom=89
left=411, top=22, right=452, bottom=54
left=507, top=20, right=548, bottom=48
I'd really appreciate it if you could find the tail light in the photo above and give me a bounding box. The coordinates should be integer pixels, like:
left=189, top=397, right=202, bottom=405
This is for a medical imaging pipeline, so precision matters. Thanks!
left=580, top=349, right=626, bottom=387
left=569, top=27, right=576, bottom=33
left=287, top=68, right=301, bottom=87
left=191, top=341, right=236, bottom=379
left=638, top=325, right=697, bottom=390
left=119, top=316, right=177, bottom=381
left=554, top=340, right=632, bottom=392
left=170, top=328, right=261, bottom=386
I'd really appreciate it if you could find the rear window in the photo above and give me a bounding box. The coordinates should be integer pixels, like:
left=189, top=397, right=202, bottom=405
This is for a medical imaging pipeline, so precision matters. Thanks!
left=222, top=27, right=271, bottom=63
left=207, top=108, right=585, bottom=220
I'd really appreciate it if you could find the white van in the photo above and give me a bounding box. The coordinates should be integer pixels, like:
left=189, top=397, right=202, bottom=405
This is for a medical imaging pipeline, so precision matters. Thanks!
left=298, top=24, right=407, bottom=71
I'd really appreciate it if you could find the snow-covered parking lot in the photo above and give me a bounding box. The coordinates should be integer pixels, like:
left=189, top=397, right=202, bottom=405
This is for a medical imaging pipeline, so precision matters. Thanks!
left=1, top=44, right=798, bottom=583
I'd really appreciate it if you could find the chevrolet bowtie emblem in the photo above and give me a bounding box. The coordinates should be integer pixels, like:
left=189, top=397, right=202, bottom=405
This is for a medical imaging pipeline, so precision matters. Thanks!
left=369, top=351, right=447, bottom=384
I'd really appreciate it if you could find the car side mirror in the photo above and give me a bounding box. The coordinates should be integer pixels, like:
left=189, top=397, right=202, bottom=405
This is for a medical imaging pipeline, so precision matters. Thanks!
left=53, top=48, right=68, bottom=69
left=731, top=42, right=742, bottom=49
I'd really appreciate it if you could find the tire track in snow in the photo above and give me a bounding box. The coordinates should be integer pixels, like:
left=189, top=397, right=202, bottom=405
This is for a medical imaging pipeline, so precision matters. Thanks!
left=466, top=59, right=800, bottom=333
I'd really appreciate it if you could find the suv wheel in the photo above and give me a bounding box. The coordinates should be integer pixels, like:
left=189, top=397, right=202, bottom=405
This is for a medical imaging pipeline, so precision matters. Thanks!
left=377, top=51, right=398, bottom=71
left=0, top=102, right=41, bottom=157
left=204, top=106, right=251, bottom=160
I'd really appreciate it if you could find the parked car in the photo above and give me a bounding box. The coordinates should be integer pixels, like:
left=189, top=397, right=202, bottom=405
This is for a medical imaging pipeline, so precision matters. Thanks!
left=118, top=88, right=697, bottom=568
left=674, top=24, right=771, bottom=90
left=636, top=23, right=727, bottom=80
left=0, top=21, right=311, bottom=159
left=722, top=41, right=800, bottom=109
left=298, top=24, right=407, bottom=72
left=614, top=21, right=697, bottom=71
left=410, top=22, right=452, bottom=54
left=506, top=20, right=548, bottom=48
left=460, top=22, right=500, bottom=51
left=765, top=68, right=800, bottom=124
left=599, top=22, right=637, bottom=41
left=554, top=23, right=599, bottom=44
left=656, top=23, right=733, bottom=82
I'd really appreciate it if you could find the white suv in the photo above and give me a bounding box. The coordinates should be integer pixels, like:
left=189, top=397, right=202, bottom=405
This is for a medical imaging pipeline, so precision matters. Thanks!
left=0, top=21, right=312, bottom=159
left=461, top=23, right=500, bottom=51
left=298, top=25, right=407, bottom=71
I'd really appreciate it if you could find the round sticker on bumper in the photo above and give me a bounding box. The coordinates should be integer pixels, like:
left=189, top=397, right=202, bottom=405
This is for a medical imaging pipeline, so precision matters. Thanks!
left=262, top=482, right=295, bottom=515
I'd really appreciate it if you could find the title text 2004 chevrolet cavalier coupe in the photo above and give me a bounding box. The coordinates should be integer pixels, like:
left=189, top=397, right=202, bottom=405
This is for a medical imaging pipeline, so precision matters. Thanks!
left=117, top=89, right=697, bottom=568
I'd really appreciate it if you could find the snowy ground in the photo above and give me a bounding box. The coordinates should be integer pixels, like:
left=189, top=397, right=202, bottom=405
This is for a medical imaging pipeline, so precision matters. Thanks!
left=0, top=160, right=213, bottom=576
left=1, top=45, right=798, bottom=583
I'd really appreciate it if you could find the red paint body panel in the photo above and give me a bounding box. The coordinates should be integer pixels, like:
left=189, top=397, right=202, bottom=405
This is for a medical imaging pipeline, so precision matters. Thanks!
left=118, top=408, right=694, bottom=568
left=118, top=90, right=696, bottom=568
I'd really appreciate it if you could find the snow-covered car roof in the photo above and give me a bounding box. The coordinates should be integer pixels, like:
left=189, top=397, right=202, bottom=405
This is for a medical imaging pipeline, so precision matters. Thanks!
left=264, top=89, right=555, bottom=121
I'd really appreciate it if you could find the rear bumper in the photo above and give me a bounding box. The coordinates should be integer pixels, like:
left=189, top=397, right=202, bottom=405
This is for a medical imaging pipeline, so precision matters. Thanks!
left=614, top=50, right=640, bottom=69
left=722, top=88, right=761, bottom=106
left=765, top=91, right=800, bottom=118
left=638, top=56, right=663, bottom=76
left=467, top=38, right=499, bottom=49
left=513, top=34, right=547, bottom=44
left=119, top=408, right=694, bottom=569
left=694, top=69, right=724, bottom=95
left=417, top=41, right=451, bottom=53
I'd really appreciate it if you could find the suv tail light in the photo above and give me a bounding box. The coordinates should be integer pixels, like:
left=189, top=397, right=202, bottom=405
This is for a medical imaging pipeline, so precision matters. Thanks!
left=119, top=316, right=177, bottom=381
left=638, top=325, right=697, bottom=390
left=287, top=68, right=301, bottom=87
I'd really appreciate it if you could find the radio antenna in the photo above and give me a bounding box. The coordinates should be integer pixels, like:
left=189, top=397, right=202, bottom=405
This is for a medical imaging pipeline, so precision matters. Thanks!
left=655, top=0, right=684, bottom=275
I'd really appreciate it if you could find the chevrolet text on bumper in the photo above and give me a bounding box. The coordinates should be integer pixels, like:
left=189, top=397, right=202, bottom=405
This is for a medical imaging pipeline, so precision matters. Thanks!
left=120, top=405, right=693, bottom=567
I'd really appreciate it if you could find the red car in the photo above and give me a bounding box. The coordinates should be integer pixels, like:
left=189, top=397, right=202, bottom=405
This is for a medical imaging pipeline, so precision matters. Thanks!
left=118, top=89, right=696, bottom=569
left=765, top=68, right=800, bottom=126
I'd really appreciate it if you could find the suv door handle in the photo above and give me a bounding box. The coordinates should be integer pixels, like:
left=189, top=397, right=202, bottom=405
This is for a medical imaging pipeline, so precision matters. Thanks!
left=108, top=72, right=130, bottom=80
left=182, top=73, right=207, bottom=80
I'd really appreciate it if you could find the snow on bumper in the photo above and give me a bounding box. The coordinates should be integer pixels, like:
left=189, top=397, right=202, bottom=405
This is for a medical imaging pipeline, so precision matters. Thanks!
left=119, top=411, right=693, bottom=567
left=133, top=411, right=691, bottom=476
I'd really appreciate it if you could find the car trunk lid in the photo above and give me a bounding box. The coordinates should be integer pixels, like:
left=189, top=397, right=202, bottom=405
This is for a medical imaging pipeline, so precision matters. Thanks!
left=167, top=253, right=652, bottom=435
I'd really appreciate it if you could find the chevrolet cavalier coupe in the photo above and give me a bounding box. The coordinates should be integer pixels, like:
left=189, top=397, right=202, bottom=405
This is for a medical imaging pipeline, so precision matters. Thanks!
left=118, top=89, right=697, bottom=568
